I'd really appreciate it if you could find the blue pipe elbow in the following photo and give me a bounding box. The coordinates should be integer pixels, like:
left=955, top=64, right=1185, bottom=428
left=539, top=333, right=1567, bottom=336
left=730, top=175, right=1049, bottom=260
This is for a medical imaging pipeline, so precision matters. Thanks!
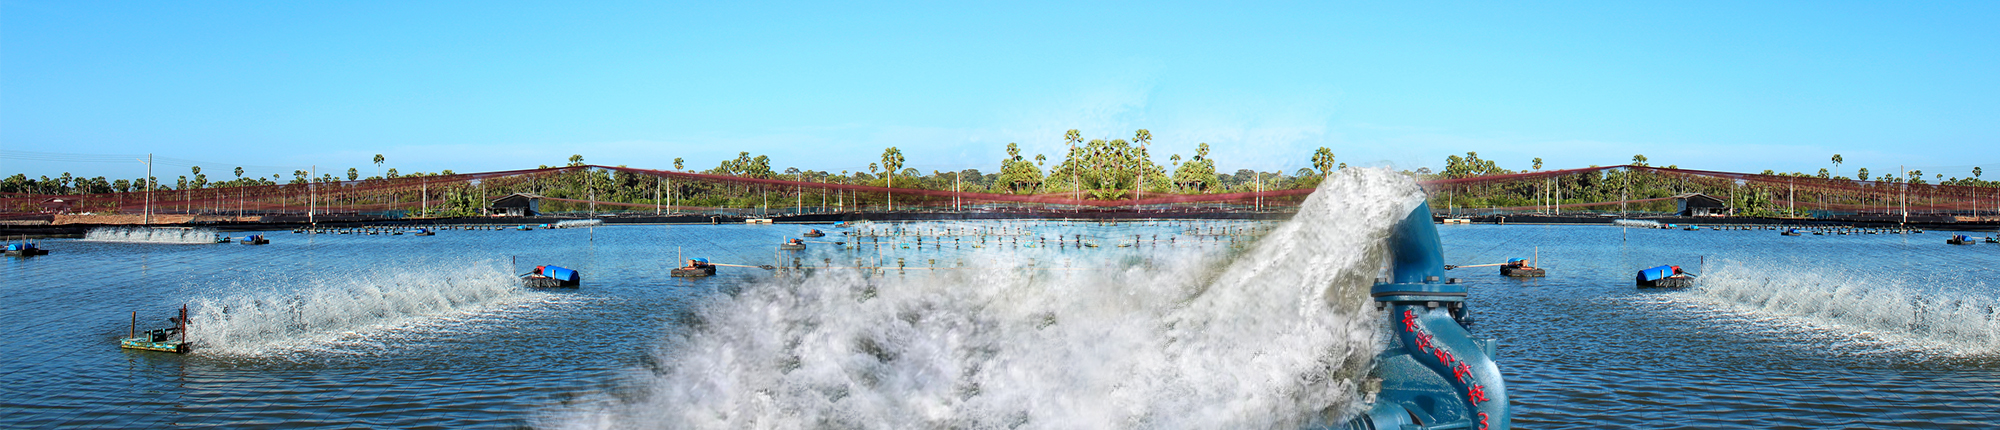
left=1346, top=201, right=1510, bottom=430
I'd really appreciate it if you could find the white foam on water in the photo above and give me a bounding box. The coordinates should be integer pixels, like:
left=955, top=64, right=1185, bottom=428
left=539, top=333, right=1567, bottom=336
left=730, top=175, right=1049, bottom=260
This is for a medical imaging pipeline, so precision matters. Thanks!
left=83, top=226, right=225, bottom=244
left=557, top=219, right=605, bottom=228
left=544, top=168, right=1427, bottom=430
left=1680, top=259, right=2000, bottom=355
left=185, top=260, right=543, bottom=356
left=1613, top=219, right=1660, bottom=228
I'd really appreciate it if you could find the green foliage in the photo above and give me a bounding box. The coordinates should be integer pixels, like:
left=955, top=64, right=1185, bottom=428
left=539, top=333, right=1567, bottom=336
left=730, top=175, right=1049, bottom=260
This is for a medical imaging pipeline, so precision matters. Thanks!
left=997, top=142, right=1045, bottom=194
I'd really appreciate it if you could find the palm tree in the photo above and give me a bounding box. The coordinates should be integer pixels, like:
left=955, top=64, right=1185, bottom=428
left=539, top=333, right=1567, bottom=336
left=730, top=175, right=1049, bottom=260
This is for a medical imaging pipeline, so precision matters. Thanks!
left=568, top=154, right=585, bottom=167
left=880, top=147, right=904, bottom=210
left=673, top=158, right=684, bottom=171
left=1311, top=147, right=1336, bottom=176
left=1532, top=158, right=1543, bottom=171
left=1974, top=167, right=1982, bottom=180
left=347, top=168, right=359, bottom=181
left=1631, top=154, right=1648, bottom=167
left=373, top=154, right=386, bottom=178
left=1133, top=129, right=1151, bottom=201
left=1063, top=129, right=1082, bottom=204
left=1831, top=154, right=1843, bottom=178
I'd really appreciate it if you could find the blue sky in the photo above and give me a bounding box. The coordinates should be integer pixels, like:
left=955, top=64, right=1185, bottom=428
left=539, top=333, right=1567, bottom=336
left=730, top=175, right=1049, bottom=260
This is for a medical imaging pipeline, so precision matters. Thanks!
left=4, top=1, right=1997, bottom=182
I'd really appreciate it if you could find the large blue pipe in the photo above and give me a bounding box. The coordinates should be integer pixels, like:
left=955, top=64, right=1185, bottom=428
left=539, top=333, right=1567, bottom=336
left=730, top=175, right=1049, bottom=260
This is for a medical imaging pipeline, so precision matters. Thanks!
left=1337, top=202, right=1511, bottom=430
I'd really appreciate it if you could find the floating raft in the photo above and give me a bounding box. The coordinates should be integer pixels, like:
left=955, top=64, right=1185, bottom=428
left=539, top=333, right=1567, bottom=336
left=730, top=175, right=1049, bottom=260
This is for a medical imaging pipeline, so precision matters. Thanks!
left=671, top=266, right=717, bottom=277
left=779, top=243, right=807, bottom=251
left=120, top=336, right=189, bottom=353
left=1947, top=235, right=1977, bottom=245
left=239, top=235, right=269, bottom=245
left=803, top=230, right=826, bottom=238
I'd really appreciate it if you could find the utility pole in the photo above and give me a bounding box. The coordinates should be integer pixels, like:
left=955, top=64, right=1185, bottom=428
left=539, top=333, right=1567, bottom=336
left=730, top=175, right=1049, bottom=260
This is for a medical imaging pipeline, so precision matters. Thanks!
left=655, top=176, right=662, bottom=215
left=141, top=154, right=153, bottom=225
left=587, top=168, right=596, bottom=216
left=309, top=165, right=316, bottom=226
left=1621, top=167, right=1629, bottom=217
left=1900, top=165, right=1907, bottom=225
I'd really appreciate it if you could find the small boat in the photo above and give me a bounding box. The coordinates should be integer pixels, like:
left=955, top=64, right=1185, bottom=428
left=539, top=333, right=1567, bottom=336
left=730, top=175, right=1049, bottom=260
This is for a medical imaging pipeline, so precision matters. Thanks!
left=521, top=265, right=581, bottom=288
left=120, top=306, right=190, bottom=354
left=1500, top=258, right=1546, bottom=277
left=779, top=238, right=807, bottom=251
left=671, top=258, right=717, bottom=277
left=517, top=225, right=534, bottom=231
left=4, top=241, right=49, bottom=257
left=1781, top=229, right=1802, bottom=236
left=413, top=229, right=435, bottom=236
left=803, top=229, right=826, bottom=238
left=1986, top=236, right=1999, bottom=244
left=239, top=235, right=269, bottom=245
left=1947, top=235, right=1977, bottom=245
left=1636, top=265, right=1694, bottom=288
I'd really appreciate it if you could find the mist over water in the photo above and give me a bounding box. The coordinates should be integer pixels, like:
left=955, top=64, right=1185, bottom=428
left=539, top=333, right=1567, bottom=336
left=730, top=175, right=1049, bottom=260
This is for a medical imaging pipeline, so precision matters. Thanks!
left=1689, top=259, right=2000, bottom=355
left=186, top=260, right=537, bottom=356
left=84, top=226, right=223, bottom=244
left=546, top=168, right=1426, bottom=430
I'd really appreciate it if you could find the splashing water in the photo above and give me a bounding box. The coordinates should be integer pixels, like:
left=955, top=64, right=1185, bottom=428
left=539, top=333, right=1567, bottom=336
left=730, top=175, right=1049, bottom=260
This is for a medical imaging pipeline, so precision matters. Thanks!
left=186, top=260, right=536, bottom=356
left=1612, top=219, right=1661, bottom=228
left=84, top=227, right=224, bottom=244
left=1688, top=259, right=2000, bottom=355
left=545, top=168, right=1428, bottom=430
left=557, top=219, right=605, bottom=228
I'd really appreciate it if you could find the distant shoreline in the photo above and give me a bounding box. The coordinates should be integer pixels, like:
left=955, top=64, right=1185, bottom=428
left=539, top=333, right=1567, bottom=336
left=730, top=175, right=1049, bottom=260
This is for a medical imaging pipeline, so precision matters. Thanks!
left=6, top=210, right=1995, bottom=239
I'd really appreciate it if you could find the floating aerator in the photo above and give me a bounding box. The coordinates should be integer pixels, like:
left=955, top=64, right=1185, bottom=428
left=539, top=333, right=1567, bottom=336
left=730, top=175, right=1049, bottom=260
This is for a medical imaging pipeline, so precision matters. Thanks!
left=522, top=265, right=581, bottom=288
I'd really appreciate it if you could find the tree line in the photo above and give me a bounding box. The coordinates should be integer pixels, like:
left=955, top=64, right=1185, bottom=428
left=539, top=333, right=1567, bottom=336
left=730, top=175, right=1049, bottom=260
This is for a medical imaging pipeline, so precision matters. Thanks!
left=9, top=142, right=1994, bottom=217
